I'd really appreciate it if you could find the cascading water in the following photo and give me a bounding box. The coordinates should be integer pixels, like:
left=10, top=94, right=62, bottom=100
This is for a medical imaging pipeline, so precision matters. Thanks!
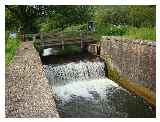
left=43, top=59, right=155, bottom=118
left=44, top=61, right=105, bottom=86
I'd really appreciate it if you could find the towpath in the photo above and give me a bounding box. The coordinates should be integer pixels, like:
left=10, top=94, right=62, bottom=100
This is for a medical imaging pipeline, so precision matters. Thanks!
left=5, top=41, right=59, bottom=117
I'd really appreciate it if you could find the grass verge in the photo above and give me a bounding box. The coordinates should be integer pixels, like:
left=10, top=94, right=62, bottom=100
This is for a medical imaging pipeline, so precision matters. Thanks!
left=123, top=27, right=156, bottom=40
left=5, top=37, right=20, bottom=65
left=62, top=24, right=155, bottom=41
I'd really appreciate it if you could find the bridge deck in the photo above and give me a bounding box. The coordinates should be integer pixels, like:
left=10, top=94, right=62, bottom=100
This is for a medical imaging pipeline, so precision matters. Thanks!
left=36, top=32, right=98, bottom=49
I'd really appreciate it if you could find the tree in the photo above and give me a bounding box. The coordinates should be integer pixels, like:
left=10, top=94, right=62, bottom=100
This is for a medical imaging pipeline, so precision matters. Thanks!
left=94, top=5, right=156, bottom=27
left=128, top=6, right=156, bottom=27
left=6, top=5, right=94, bottom=33
left=37, top=5, right=94, bottom=31
left=5, top=5, right=53, bottom=33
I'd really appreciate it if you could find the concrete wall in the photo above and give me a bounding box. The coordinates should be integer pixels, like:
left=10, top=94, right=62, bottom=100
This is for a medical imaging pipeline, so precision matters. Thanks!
left=100, top=36, right=156, bottom=93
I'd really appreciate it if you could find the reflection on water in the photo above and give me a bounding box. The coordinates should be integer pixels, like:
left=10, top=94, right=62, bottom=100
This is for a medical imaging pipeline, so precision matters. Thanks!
left=43, top=60, right=155, bottom=118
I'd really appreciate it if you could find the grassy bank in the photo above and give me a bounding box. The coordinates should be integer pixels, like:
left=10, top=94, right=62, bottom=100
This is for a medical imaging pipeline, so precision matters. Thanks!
left=62, top=24, right=155, bottom=41
left=96, top=24, right=155, bottom=40
left=123, top=27, right=156, bottom=40
left=5, top=37, right=20, bottom=64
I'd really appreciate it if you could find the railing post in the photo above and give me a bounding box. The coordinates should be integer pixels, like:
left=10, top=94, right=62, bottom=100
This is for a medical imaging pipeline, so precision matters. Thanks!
left=33, top=35, right=36, bottom=42
left=22, top=34, right=25, bottom=42
left=62, top=40, right=64, bottom=50
left=40, top=32, right=43, bottom=41
left=80, top=30, right=83, bottom=48
left=40, top=32, right=44, bottom=48
left=61, top=32, right=64, bottom=50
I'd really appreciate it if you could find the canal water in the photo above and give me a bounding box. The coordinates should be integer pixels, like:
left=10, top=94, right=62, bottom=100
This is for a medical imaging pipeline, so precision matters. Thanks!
left=42, top=49, right=155, bottom=118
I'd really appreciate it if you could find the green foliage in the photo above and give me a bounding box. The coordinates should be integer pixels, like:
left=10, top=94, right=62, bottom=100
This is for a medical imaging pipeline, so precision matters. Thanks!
left=96, top=24, right=128, bottom=36
left=94, top=6, right=155, bottom=27
left=5, top=37, right=20, bottom=64
left=55, top=5, right=94, bottom=30
left=93, top=6, right=155, bottom=40
left=107, top=25, right=128, bottom=36
left=5, top=8, right=19, bottom=32
left=6, top=5, right=155, bottom=41
left=107, top=66, right=120, bottom=82
left=95, top=24, right=155, bottom=40
left=62, top=6, right=155, bottom=40
left=123, top=27, right=156, bottom=40
left=94, top=6, right=128, bottom=26
left=36, top=6, right=94, bottom=32
left=128, top=6, right=156, bottom=27
left=5, top=5, right=61, bottom=33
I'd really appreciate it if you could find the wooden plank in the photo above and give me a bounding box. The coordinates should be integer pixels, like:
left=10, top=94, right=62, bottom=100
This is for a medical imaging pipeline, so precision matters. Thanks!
left=44, top=38, right=80, bottom=42
left=43, top=37, right=97, bottom=42
left=42, top=39, right=96, bottom=44
left=41, top=40, right=97, bottom=47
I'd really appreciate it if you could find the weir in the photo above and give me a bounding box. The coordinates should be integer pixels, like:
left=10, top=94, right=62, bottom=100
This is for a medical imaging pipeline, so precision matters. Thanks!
left=42, top=52, right=155, bottom=118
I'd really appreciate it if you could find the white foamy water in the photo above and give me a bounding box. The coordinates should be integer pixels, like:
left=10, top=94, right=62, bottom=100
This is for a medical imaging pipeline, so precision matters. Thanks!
left=52, top=78, right=120, bottom=103
left=44, top=61, right=105, bottom=86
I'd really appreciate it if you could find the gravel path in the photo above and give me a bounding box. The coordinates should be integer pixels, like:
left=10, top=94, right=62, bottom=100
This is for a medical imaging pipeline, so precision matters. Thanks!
left=5, top=41, right=59, bottom=118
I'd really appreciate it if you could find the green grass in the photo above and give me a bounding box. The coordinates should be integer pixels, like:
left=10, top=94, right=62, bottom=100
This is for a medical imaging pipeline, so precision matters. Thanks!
left=5, top=37, right=20, bottom=65
left=96, top=24, right=155, bottom=41
left=123, top=27, right=156, bottom=40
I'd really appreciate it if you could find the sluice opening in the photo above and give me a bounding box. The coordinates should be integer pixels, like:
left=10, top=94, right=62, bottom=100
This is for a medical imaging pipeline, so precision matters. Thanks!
left=40, top=48, right=155, bottom=118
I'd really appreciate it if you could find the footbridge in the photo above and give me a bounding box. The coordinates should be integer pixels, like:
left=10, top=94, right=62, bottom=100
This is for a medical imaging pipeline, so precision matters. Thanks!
left=24, top=31, right=98, bottom=50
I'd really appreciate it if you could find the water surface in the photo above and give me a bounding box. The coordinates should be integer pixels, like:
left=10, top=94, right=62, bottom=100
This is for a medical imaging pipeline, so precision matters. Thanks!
left=43, top=55, right=155, bottom=118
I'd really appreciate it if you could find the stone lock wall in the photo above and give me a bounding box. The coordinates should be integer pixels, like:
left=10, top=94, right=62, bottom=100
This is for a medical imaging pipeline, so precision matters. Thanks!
left=100, top=36, right=156, bottom=93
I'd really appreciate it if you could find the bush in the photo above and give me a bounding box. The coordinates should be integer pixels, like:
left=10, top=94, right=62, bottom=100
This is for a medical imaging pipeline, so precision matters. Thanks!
left=96, top=24, right=128, bottom=36
left=105, top=24, right=128, bottom=36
